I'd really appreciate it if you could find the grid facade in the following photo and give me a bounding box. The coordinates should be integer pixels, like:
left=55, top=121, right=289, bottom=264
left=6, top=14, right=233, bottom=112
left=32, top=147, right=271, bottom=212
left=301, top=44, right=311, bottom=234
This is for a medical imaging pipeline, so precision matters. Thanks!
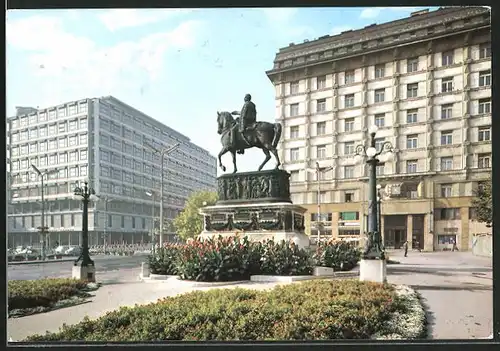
left=7, top=96, right=217, bottom=247
left=266, top=7, right=491, bottom=251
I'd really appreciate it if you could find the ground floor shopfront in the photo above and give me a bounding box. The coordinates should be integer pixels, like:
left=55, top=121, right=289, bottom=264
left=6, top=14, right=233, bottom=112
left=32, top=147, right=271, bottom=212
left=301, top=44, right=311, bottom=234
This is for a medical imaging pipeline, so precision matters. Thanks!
left=302, top=198, right=491, bottom=252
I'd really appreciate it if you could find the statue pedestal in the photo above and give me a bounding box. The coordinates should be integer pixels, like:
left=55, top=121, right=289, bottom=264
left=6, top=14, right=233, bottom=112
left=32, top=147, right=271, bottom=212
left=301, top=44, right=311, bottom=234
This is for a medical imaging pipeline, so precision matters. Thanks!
left=72, top=264, right=96, bottom=282
left=359, top=259, right=386, bottom=283
left=199, top=202, right=310, bottom=249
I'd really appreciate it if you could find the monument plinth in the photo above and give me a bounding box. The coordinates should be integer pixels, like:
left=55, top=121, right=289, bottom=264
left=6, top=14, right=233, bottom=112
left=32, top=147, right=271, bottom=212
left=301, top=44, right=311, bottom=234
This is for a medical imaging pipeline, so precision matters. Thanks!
left=199, top=169, right=310, bottom=249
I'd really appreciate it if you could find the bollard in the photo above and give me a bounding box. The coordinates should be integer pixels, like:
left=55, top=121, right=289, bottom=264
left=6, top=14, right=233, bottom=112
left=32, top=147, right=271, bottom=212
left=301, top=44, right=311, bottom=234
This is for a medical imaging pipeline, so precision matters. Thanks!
left=141, top=262, right=150, bottom=279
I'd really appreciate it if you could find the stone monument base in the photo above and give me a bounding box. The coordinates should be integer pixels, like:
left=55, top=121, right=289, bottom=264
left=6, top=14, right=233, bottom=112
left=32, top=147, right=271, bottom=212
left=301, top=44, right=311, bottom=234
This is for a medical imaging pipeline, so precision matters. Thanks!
left=72, top=264, right=96, bottom=282
left=359, top=259, right=386, bottom=283
left=199, top=202, right=310, bottom=249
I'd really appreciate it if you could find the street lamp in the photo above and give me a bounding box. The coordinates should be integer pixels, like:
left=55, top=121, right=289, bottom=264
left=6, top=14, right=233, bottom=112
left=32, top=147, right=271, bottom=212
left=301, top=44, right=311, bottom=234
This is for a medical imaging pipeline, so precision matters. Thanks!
left=353, top=125, right=393, bottom=260
left=31, top=164, right=57, bottom=261
left=144, top=141, right=180, bottom=247
left=145, top=191, right=156, bottom=249
left=95, top=195, right=114, bottom=254
left=306, top=162, right=333, bottom=243
left=72, top=181, right=98, bottom=281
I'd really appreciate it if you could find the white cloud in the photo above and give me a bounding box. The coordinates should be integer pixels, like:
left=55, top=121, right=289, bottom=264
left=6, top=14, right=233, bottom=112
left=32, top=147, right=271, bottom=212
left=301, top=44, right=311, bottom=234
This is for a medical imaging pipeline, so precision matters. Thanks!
left=260, top=8, right=298, bottom=23
left=331, top=26, right=352, bottom=35
left=6, top=14, right=203, bottom=108
left=98, top=9, right=193, bottom=31
left=260, top=8, right=314, bottom=42
left=359, top=8, right=383, bottom=19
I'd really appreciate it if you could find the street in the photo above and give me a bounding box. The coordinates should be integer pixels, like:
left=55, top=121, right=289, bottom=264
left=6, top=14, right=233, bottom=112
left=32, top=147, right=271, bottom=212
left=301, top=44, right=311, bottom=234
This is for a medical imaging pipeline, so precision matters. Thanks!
left=8, top=255, right=148, bottom=282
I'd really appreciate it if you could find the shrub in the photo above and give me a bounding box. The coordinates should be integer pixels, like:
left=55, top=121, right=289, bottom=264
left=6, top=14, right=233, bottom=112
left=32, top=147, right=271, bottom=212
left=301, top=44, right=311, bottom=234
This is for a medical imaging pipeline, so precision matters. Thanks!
left=313, top=240, right=361, bottom=271
left=8, top=278, right=89, bottom=311
left=176, top=235, right=261, bottom=282
left=259, top=240, right=313, bottom=276
left=24, top=280, right=407, bottom=341
left=148, top=244, right=181, bottom=275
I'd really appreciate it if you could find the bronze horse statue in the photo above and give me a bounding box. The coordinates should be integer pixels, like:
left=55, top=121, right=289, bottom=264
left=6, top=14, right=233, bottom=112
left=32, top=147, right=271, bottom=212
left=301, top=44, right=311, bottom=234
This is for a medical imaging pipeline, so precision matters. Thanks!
left=216, top=111, right=282, bottom=173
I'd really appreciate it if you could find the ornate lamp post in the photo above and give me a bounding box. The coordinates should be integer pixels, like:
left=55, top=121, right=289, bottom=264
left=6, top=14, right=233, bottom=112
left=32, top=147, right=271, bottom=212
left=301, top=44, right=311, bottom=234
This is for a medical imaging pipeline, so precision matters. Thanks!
left=353, top=125, right=393, bottom=263
left=144, top=142, right=180, bottom=247
left=72, top=181, right=98, bottom=281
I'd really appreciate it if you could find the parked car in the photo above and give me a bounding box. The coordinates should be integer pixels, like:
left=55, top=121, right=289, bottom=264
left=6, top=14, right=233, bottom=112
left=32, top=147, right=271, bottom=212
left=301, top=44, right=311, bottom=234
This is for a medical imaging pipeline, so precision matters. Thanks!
left=65, top=246, right=82, bottom=256
left=55, top=245, right=70, bottom=254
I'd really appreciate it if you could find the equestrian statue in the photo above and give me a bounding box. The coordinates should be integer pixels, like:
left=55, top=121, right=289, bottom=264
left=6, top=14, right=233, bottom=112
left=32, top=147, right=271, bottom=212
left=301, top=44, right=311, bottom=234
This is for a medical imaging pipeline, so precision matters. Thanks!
left=217, top=93, right=282, bottom=173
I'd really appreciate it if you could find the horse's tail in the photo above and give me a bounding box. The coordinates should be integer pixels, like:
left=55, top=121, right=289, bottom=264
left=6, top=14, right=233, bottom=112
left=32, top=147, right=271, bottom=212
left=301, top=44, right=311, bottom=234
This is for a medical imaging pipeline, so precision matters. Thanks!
left=272, top=123, right=282, bottom=149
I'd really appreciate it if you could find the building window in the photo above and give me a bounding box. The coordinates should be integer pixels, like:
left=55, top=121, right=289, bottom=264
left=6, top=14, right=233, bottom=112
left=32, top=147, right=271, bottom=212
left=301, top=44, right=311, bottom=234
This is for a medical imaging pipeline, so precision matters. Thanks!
left=375, top=64, right=385, bottom=78
left=79, top=103, right=88, bottom=114
left=58, top=138, right=67, bottom=148
left=406, top=134, right=418, bottom=149
left=69, top=151, right=78, bottom=162
left=39, top=127, right=47, bottom=137
left=290, top=170, right=300, bottom=182
left=40, top=156, right=47, bottom=166
left=479, top=43, right=491, bottom=59
left=290, top=126, right=299, bottom=139
left=478, top=153, right=491, bottom=168
left=406, top=109, right=418, bottom=124
left=316, top=121, right=326, bottom=135
left=442, top=51, right=454, bottom=66
left=440, top=157, right=453, bottom=171
left=344, top=118, right=354, bottom=132
left=340, top=211, right=359, bottom=220
left=316, top=145, right=327, bottom=159
left=69, top=167, right=78, bottom=177
left=80, top=134, right=88, bottom=145
left=316, top=99, right=326, bottom=113
left=407, top=83, right=418, bottom=98
left=441, top=77, right=453, bottom=93
left=440, top=184, right=453, bottom=198
left=376, top=163, right=385, bottom=176
left=121, top=216, right=125, bottom=228
left=48, top=124, right=57, bottom=135
left=345, top=70, right=355, bottom=84
left=29, top=129, right=38, bottom=139
left=374, top=89, right=385, bottom=103
left=441, top=104, right=453, bottom=119
left=49, top=139, right=57, bottom=150
left=344, top=94, right=355, bottom=108
left=406, top=160, right=418, bottom=173
left=374, top=113, right=385, bottom=127
left=68, top=105, right=77, bottom=115
left=440, top=131, right=453, bottom=145
left=407, top=57, right=418, bottom=73
left=479, top=70, right=491, bottom=87
left=375, top=138, right=385, bottom=151
left=59, top=153, right=67, bottom=163
left=80, top=118, right=88, bottom=129
left=344, top=192, right=354, bottom=202
left=437, top=207, right=460, bottom=220
left=478, top=99, right=491, bottom=114
left=290, top=81, right=299, bottom=94
left=290, top=103, right=299, bottom=117
left=58, top=123, right=67, bottom=133
left=290, top=148, right=300, bottom=161
left=80, top=150, right=88, bottom=160
left=344, top=166, right=354, bottom=179
left=69, top=120, right=78, bottom=131
left=344, top=141, right=355, bottom=155
left=478, top=126, right=491, bottom=141
left=317, top=75, right=326, bottom=89
left=80, top=165, right=88, bottom=176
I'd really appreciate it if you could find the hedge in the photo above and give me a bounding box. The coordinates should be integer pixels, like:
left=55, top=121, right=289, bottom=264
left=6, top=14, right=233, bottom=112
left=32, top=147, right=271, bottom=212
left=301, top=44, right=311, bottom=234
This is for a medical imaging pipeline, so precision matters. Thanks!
left=313, top=240, right=361, bottom=271
left=8, top=278, right=90, bottom=311
left=24, top=280, right=409, bottom=341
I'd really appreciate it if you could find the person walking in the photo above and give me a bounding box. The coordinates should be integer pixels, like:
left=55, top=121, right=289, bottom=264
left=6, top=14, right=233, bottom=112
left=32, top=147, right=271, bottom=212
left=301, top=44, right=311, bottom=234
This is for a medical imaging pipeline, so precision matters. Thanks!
left=403, top=240, right=409, bottom=257
left=451, top=238, right=458, bottom=252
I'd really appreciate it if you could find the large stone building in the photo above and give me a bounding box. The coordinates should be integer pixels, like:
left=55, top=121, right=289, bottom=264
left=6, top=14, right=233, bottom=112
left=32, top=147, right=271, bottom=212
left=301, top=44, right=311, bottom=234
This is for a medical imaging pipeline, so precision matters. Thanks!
left=266, top=7, right=491, bottom=251
left=7, top=96, right=217, bottom=248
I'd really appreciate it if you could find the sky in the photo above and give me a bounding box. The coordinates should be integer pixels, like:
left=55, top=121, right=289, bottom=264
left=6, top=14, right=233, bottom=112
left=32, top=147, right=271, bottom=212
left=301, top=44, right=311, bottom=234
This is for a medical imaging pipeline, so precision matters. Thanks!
left=6, top=6, right=439, bottom=175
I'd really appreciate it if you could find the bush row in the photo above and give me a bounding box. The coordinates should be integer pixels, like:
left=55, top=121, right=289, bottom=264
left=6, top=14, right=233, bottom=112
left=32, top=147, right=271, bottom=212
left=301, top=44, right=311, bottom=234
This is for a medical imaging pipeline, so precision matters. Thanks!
left=148, top=236, right=360, bottom=282
left=24, top=280, right=401, bottom=341
left=8, top=278, right=90, bottom=311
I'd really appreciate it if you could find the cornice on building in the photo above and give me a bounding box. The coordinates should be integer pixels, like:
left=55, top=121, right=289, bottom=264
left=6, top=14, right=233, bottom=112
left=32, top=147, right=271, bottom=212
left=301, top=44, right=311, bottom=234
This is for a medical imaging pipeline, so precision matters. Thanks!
left=266, top=6, right=490, bottom=81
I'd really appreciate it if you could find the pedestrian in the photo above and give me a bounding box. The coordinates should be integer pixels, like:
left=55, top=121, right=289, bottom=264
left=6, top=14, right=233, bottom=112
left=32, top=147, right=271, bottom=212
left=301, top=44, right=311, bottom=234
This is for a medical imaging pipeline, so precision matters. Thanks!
left=415, top=240, right=421, bottom=252
left=403, top=240, right=409, bottom=257
left=451, top=238, right=458, bottom=252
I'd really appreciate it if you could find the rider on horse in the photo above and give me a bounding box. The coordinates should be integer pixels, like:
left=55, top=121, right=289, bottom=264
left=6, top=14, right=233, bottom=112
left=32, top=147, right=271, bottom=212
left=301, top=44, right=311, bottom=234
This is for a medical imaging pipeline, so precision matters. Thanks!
left=232, top=94, right=256, bottom=155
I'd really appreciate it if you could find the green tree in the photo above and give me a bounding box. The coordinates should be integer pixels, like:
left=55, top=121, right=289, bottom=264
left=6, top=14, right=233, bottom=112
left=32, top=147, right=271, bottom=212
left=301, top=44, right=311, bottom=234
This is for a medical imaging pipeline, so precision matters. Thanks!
left=173, top=190, right=218, bottom=240
left=471, top=178, right=492, bottom=226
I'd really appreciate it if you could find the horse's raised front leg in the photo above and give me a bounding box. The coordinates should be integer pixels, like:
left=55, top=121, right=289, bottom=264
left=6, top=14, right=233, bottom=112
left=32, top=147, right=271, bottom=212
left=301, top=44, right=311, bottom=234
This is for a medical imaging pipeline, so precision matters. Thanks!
left=258, top=148, right=271, bottom=171
left=231, top=150, right=237, bottom=174
left=218, top=147, right=228, bottom=172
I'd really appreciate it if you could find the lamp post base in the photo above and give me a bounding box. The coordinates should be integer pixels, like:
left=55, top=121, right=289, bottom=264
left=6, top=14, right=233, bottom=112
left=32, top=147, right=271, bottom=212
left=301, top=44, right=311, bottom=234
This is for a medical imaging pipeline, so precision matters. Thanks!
left=72, top=264, right=96, bottom=282
left=359, top=259, right=387, bottom=283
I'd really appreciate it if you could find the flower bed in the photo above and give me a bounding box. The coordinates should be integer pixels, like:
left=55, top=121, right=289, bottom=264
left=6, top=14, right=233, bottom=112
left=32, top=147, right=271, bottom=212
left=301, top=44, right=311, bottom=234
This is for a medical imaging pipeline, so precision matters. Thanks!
left=8, top=278, right=98, bottom=317
left=313, top=239, right=361, bottom=271
left=23, top=279, right=426, bottom=341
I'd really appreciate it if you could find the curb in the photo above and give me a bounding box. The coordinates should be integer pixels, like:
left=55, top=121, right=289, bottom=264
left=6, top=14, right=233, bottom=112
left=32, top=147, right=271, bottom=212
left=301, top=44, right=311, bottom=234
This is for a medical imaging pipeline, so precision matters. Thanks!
left=8, top=258, right=75, bottom=266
